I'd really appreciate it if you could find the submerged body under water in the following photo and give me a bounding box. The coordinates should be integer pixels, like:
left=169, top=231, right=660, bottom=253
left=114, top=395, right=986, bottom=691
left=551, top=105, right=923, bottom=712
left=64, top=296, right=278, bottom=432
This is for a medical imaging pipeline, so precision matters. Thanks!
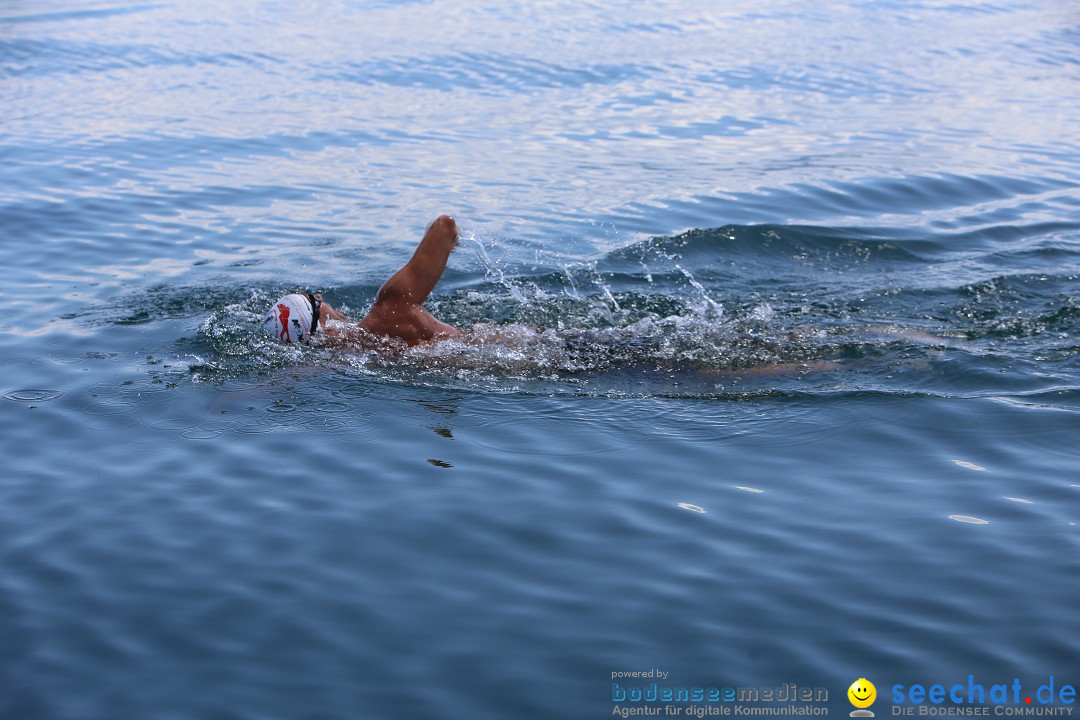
left=2, top=1, right=1079, bottom=719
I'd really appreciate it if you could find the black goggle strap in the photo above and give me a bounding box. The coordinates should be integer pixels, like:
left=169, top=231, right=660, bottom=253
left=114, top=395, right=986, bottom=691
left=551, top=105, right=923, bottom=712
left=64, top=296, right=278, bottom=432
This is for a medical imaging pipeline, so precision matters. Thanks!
left=305, top=293, right=322, bottom=334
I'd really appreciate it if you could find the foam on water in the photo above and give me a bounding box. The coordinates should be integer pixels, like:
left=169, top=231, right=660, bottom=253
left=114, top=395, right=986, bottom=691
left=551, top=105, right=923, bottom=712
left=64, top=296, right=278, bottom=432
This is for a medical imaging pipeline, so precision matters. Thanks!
left=2, top=1, right=1080, bottom=719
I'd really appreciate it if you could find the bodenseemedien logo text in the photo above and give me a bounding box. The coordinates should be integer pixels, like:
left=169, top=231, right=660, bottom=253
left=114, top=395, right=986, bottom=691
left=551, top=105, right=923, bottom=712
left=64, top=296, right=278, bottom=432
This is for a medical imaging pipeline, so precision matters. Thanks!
left=613, top=683, right=828, bottom=703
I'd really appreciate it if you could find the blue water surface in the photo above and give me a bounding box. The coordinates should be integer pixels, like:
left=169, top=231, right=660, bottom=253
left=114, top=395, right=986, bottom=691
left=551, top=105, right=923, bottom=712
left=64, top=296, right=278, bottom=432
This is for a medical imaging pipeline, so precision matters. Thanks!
left=1, top=1, right=1079, bottom=718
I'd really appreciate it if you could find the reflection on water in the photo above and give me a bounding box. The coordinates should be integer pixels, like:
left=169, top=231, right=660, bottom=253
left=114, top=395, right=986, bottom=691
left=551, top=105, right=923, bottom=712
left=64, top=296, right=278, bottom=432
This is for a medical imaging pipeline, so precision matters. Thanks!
left=2, top=0, right=1079, bottom=719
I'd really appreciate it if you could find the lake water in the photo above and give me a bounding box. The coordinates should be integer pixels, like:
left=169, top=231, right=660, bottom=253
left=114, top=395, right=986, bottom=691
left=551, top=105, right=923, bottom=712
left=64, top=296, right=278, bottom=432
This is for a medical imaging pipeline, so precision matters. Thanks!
left=2, top=1, right=1078, bottom=718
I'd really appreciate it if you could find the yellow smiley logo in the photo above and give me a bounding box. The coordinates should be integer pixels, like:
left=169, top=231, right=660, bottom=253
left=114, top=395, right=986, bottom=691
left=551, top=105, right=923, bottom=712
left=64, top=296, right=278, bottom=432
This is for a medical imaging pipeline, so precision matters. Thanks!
left=848, top=678, right=877, bottom=709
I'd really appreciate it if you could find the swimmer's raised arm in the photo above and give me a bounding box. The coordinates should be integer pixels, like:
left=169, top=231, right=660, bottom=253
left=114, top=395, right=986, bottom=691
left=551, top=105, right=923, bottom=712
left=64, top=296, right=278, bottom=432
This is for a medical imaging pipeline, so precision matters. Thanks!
left=375, top=215, right=459, bottom=306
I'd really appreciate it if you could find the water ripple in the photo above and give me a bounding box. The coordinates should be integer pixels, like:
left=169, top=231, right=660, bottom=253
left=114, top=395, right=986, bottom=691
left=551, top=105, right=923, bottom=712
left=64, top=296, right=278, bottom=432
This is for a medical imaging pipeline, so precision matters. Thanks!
left=0, top=37, right=279, bottom=79
left=321, top=51, right=650, bottom=92
left=4, top=389, right=63, bottom=402
left=1, top=2, right=1079, bottom=718
left=0, top=5, right=164, bottom=26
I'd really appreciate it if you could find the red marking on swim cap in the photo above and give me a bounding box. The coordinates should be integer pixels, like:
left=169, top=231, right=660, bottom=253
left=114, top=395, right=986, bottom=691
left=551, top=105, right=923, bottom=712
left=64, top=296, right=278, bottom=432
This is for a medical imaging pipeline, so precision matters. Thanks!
left=277, top=303, right=291, bottom=343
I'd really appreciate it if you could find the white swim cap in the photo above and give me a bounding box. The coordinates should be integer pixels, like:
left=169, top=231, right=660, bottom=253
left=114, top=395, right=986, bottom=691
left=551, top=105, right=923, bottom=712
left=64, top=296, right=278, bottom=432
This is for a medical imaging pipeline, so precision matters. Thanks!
left=263, top=293, right=317, bottom=344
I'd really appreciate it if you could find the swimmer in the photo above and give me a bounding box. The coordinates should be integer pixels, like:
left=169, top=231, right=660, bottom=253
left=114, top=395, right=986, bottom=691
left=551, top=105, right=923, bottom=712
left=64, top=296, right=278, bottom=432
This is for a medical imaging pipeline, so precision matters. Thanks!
left=262, top=214, right=953, bottom=366
left=263, top=214, right=462, bottom=347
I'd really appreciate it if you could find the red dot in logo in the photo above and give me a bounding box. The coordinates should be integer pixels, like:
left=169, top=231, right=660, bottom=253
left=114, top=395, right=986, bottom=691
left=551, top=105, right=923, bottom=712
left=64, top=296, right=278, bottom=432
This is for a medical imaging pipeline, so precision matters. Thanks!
left=1026, top=698, right=1031, bottom=705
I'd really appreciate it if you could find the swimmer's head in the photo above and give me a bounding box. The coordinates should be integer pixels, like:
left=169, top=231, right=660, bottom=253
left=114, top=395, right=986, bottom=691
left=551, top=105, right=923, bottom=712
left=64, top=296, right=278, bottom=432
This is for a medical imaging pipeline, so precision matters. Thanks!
left=263, top=293, right=321, bottom=344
